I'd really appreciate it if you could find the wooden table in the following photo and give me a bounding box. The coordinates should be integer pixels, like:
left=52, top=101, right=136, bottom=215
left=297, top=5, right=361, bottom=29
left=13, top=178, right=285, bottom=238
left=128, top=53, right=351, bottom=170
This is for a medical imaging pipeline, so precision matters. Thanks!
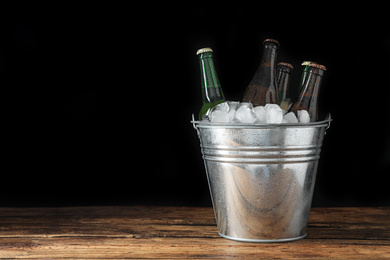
left=0, top=206, right=389, bottom=259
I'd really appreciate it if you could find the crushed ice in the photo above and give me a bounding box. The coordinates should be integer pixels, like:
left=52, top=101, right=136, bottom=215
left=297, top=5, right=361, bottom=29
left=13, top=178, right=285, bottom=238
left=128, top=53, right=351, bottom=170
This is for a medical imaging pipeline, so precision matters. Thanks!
left=203, top=101, right=310, bottom=124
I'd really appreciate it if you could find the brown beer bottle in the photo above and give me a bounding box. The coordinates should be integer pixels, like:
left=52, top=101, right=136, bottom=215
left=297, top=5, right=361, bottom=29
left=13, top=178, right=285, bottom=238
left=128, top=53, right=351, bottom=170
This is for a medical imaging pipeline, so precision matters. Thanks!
left=288, top=63, right=326, bottom=122
left=276, top=62, right=293, bottom=110
left=242, top=39, right=280, bottom=106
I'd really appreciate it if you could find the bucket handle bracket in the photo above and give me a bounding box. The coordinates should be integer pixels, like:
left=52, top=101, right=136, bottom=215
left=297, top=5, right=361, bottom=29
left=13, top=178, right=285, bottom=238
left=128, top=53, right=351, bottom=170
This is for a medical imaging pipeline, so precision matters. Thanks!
left=192, top=114, right=201, bottom=137
left=325, top=113, right=332, bottom=133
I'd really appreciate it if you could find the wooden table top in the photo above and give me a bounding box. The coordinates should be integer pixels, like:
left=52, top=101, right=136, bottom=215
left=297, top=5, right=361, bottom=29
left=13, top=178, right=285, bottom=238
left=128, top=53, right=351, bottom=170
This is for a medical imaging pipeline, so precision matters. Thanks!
left=0, top=206, right=389, bottom=259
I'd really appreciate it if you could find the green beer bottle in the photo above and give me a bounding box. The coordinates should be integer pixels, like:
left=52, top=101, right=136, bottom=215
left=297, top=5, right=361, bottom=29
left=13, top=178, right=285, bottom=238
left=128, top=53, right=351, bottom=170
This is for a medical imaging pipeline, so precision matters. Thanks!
left=299, top=61, right=316, bottom=91
left=196, top=47, right=226, bottom=120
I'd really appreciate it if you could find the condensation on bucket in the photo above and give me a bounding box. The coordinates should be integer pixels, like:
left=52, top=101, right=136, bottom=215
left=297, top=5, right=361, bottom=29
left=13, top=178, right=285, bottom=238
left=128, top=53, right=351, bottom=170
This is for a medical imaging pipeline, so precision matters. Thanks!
left=192, top=117, right=331, bottom=242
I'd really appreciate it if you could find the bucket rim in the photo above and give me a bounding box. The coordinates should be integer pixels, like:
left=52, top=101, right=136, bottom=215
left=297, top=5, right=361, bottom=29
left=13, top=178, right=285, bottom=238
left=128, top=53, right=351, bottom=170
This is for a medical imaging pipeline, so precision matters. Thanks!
left=191, top=113, right=332, bottom=129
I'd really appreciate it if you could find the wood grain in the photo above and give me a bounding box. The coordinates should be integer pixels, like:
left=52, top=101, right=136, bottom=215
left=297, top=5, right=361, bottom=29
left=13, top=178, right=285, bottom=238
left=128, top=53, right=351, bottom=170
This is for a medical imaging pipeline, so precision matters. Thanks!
left=0, top=206, right=389, bottom=259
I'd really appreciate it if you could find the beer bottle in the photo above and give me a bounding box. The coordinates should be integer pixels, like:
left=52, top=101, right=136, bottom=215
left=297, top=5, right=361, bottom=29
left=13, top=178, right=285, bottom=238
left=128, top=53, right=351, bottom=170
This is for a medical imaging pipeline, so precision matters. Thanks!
left=276, top=62, right=293, bottom=110
left=196, top=47, right=226, bottom=120
left=299, top=61, right=316, bottom=91
left=288, top=63, right=326, bottom=122
left=242, top=39, right=280, bottom=106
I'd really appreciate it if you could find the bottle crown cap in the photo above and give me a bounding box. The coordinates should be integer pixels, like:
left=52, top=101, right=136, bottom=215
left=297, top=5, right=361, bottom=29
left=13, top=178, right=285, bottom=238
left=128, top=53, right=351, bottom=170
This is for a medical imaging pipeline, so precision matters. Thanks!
left=196, top=47, right=213, bottom=55
left=277, top=62, right=293, bottom=69
left=263, top=38, right=280, bottom=47
left=301, top=61, right=314, bottom=66
left=309, top=63, right=326, bottom=71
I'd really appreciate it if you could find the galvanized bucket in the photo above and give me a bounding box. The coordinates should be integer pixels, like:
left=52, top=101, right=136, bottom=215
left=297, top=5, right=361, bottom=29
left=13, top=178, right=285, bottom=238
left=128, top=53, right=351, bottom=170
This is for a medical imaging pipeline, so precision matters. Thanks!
left=192, top=115, right=331, bottom=242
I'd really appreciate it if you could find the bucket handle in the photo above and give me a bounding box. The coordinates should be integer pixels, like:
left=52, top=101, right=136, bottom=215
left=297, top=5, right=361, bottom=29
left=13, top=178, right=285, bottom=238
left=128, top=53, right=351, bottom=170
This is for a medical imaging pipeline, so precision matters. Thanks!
left=192, top=114, right=201, bottom=137
left=325, top=113, right=332, bottom=134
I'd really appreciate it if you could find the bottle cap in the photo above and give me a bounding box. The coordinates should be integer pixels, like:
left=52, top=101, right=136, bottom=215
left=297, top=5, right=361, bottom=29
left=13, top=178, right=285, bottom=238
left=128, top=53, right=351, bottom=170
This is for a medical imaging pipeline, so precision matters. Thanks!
left=309, top=63, right=326, bottom=71
left=196, top=47, right=213, bottom=55
left=263, top=38, right=280, bottom=47
left=301, top=61, right=314, bottom=66
left=277, top=62, right=293, bottom=69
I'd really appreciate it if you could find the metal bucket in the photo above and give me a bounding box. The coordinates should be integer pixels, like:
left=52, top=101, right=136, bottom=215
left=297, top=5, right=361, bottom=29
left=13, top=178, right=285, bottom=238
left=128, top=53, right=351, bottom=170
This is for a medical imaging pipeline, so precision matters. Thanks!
left=192, top=116, right=331, bottom=242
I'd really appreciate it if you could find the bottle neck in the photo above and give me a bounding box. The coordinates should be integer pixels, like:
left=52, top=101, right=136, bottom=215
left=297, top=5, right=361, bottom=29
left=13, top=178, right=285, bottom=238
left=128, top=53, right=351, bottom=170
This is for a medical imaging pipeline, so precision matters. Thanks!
left=242, top=43, right=279, bottom=106
left=303, top=68, right=324, bottom=94
left=198, top=52, right=224, bottom=103
left=277, top=66, right=292, bottom=101
left=299, top=65, right=311, bottom=91
left=250, top=43, right=278, bottom=83
left=259, top=44, right=278, bottom=80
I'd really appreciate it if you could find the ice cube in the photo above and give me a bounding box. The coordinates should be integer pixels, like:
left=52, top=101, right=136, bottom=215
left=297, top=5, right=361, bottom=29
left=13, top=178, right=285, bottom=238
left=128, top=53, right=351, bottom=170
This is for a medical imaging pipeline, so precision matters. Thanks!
left=265, top=104, right=283, bottom=124
left=253, top=106, right=266, bottom=123
left=209, top=102, right=230, bottom=122
left=215, top=102, right=230, bottom=112
left=227, top=101, right=239, bottom=111
left=234, top=102, right=256, bottom=123
left=227, top=101, right=239, bottom=122
left=282, top=112, right=298, bottom=123
left=298, top=110, right=310, bottom=124
left=210, top=110, right=229, bottom=122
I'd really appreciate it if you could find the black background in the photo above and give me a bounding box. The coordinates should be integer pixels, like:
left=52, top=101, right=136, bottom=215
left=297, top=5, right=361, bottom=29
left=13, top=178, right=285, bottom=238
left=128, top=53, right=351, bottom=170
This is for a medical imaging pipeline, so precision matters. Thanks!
left=1, top=4, right=389, bottom=207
